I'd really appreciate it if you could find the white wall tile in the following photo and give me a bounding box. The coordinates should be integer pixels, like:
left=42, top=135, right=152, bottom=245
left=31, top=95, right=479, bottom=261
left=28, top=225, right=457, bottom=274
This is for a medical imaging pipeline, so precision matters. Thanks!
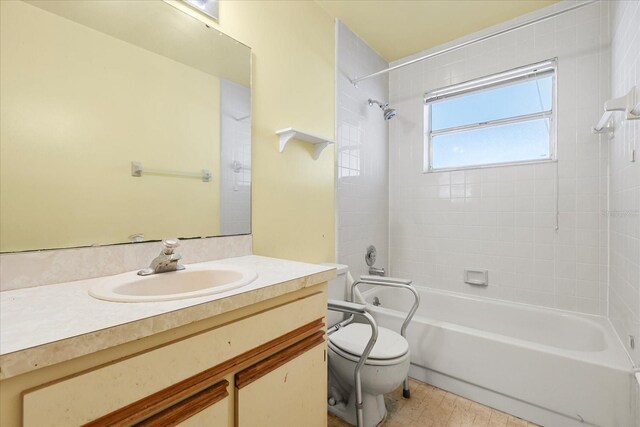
left=389, top=2, right=610, bottom=316
left=609, top=0, right=640, bottom=365
left=336, top=22, right=389, bottom=279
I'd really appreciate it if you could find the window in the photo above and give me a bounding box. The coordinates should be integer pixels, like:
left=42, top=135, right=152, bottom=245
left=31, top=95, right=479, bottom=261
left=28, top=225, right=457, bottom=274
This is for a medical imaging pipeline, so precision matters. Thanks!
left=424, top=59, right=556, bottom=172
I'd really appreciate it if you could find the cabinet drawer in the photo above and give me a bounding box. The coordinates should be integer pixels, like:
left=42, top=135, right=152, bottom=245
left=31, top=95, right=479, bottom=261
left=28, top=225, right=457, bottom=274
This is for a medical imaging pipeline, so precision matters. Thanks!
left=135, top=380, right=230, bottom=427
left=23, top=291, right=326, bottom=426
left=171, top=396, right=229, bottom=427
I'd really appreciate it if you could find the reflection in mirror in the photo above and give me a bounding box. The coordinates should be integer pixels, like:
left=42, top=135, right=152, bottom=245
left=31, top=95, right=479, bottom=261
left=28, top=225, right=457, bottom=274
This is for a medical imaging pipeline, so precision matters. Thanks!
left=0, top=0, right=251, bottom=253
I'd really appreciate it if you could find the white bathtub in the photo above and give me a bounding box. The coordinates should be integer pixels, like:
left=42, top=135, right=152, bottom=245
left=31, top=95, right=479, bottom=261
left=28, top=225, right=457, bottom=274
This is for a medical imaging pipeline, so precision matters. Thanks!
left=360, top=286, right=635, bottom=427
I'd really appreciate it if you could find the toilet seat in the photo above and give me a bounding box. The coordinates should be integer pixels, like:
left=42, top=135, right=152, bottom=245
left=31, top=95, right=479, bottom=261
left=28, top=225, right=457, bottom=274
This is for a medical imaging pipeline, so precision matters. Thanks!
left=328, top=323, right=409, bottom=366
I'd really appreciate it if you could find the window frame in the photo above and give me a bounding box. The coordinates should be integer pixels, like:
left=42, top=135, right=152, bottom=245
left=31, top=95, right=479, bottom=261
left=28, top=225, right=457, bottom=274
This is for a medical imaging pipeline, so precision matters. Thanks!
left=424, top=58, right=557, bottom=173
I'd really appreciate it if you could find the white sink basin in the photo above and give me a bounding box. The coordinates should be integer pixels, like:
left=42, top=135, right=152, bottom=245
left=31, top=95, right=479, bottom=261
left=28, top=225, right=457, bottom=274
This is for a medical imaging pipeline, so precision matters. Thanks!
left=89, top=265, right=258, bottom=302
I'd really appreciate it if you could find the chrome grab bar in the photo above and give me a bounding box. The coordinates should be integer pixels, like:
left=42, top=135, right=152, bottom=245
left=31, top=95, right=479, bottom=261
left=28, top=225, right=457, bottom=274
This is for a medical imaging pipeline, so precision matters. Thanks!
left=328, top=299, right=378, bottom=427
left=360, top=274, right=412, bottom=285
left=350, top=275, right=420, bottom=398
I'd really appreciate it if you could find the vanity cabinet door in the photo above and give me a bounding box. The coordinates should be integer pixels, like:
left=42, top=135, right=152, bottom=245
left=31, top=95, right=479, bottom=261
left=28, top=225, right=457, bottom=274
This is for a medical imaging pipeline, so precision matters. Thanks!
left=235, top=336, right=327, bottom=427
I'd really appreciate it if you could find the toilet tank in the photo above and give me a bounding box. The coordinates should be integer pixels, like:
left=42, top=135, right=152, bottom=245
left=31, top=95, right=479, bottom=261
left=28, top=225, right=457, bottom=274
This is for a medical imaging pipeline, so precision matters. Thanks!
left=322, top=263, right=350, bottom=327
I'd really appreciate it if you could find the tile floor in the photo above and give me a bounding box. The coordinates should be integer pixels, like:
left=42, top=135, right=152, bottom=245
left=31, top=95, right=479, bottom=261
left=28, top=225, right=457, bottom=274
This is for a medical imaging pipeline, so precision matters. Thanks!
left=328, top=379, right=540, bottom=427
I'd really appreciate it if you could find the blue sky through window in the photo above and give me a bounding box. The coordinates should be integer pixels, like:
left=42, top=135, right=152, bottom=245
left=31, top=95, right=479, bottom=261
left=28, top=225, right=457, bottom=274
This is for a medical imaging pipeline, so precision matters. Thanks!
left=432, top=119, right=551, bottom=169
left=431, top=75, right=552, bottom=131
left=427, top=72, right=553, bottom=170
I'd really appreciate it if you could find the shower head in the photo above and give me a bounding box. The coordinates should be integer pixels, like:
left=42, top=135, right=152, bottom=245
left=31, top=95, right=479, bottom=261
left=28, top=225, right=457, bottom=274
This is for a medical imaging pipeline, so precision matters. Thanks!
left=383, top=107, right=396, bottom=121
left=368, top=99, right=396, bottom=121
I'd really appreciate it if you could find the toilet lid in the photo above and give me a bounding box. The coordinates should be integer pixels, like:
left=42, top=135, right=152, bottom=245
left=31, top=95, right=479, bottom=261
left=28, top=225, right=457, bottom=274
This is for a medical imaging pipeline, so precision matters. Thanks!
left=329, top=324, right=409, bottom=360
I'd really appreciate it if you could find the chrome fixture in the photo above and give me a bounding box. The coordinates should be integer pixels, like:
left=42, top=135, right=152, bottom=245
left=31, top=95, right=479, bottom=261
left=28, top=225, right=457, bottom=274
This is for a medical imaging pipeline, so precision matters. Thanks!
left=327, top=299, right=379, bottom=427
left=368, top=99, right=396, bottom=121
left=351, top=0, right=596, bottom=86
left=365, top=245, right=386, bottom=276
left=365, top=245, right=377, bottom=267
left=350, top=275, right=420, bottom=398
left=369, top=266, right=386, bottom=276
left=138, top=238, right=185, bottom=276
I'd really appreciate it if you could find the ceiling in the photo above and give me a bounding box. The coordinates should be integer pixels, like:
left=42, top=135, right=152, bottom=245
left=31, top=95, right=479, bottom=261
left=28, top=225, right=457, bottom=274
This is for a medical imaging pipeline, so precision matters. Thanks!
left=316, top=0, right=558, bottom=62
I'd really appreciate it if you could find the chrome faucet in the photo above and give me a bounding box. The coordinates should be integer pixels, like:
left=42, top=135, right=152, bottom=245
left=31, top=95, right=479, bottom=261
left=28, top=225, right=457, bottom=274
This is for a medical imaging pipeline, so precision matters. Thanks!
left=138, top=239, right=185, bottom=276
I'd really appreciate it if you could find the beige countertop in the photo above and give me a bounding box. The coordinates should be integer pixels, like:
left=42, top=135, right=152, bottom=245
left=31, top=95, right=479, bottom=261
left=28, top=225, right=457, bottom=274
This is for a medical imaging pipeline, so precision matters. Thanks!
left=0, top=255, right=335, bottom=380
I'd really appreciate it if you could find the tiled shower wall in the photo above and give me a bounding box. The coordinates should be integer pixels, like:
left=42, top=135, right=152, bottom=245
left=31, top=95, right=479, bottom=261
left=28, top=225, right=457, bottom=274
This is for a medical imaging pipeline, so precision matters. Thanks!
left=389, top=2, right=610, bottom=315
left=336, top=22, right=389, bottom=280
left=609, top=0, right=640, bottom=364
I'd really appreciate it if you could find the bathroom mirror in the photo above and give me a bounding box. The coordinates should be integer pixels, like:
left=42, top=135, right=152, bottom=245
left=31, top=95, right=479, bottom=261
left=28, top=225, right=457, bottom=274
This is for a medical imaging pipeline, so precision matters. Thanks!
left=0, top=0, right=251, bottom=252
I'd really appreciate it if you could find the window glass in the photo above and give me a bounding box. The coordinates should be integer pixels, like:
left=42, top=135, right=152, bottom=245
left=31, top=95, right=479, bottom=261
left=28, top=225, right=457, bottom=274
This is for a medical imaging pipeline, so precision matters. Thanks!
left=431, top=118, right=551, bottom=169
left=431, top=76, right=553, bottom=131
left=425, top=60, right=556, bottom=171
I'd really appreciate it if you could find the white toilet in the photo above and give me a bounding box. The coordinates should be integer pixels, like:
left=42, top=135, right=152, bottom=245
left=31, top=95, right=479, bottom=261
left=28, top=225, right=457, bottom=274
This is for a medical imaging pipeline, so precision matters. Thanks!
left=325, top=264, right=410, bottom=427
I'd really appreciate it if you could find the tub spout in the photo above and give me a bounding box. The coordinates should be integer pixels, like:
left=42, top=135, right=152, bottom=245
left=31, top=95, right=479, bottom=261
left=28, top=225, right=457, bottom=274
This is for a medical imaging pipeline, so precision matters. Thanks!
left=368, top=266, right=385, bottom=276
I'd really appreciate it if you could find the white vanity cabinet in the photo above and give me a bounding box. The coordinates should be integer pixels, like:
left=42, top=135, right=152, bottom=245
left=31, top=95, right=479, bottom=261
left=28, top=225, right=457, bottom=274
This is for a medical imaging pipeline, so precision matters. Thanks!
left=18, top=286, right=328, bottom=427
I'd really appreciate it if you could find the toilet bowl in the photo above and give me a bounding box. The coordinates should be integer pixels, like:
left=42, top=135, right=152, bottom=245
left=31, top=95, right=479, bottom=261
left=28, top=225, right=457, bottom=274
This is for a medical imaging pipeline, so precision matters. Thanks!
left=324, top=264, right=410, bottom=427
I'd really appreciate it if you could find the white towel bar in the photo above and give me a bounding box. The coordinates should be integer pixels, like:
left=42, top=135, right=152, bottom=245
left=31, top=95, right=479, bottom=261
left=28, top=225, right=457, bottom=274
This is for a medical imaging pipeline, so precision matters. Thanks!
left=131, top=161, right=212, bottom=182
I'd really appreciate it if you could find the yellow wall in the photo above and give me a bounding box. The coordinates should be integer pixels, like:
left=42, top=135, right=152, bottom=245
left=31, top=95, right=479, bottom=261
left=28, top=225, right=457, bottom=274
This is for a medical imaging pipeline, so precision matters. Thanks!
left=1, top=0, right=336, bottom=262
left=201, top=1, right=337, bottom=263
left=0, top=0, right=221, bottom=251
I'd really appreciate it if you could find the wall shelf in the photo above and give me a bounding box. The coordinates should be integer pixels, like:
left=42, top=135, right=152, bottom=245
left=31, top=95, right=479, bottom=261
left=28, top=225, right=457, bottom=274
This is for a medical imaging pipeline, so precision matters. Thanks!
left=275, top=128, right=334, bottom=160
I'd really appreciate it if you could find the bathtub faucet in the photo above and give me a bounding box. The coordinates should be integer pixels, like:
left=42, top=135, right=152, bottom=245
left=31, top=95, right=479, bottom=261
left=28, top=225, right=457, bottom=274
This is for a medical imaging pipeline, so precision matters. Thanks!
left=368, top=266, right=385, bottom=276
